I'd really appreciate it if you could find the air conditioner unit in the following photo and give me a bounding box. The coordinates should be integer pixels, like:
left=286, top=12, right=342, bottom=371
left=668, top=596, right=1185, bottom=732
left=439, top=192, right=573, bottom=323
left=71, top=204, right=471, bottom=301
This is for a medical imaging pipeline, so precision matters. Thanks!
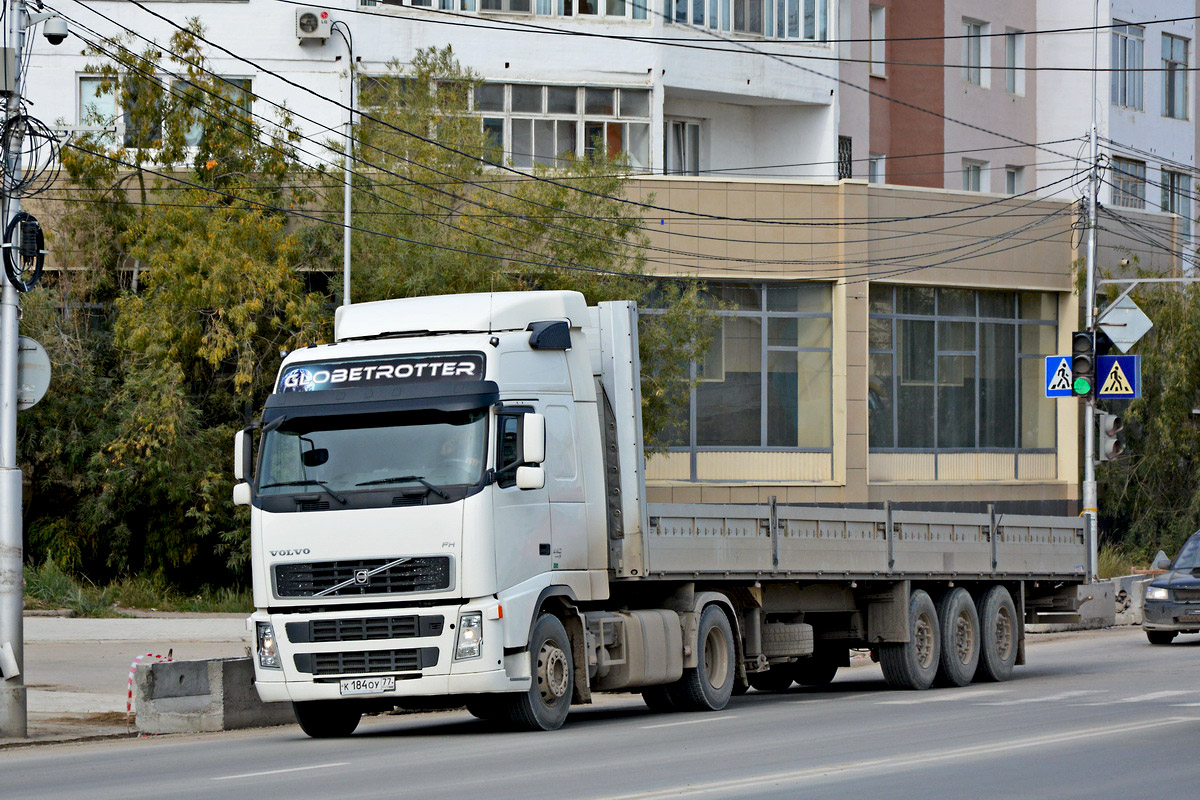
left=296, top=8, right=332, bottom=41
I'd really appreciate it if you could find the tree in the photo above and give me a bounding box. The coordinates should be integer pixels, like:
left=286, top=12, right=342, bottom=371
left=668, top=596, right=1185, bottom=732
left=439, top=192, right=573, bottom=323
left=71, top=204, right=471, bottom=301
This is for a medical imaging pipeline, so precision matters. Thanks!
left=325, top=47, right=712, bottom=442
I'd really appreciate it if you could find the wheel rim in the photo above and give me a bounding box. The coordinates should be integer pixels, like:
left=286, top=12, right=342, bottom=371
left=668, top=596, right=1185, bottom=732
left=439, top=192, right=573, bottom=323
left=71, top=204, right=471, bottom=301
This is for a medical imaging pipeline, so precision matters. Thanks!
left=953, top=609, right=976, bottom=665
left=704, top=624, right=730, bottom=689
left=914, top=613, right=935, bottom=669
left=993, top=606, right=1013, bottom=661
left=537, top=639, right=570, bottom=705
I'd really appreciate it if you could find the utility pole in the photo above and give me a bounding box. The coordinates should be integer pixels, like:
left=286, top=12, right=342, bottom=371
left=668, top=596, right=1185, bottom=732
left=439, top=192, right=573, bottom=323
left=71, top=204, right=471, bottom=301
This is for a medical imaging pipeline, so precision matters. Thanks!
left=332, top=21, right=353, bottom=306
left=0, top=0, right=29, bottom=739
left=1081, top=0, right=1101, bottom=582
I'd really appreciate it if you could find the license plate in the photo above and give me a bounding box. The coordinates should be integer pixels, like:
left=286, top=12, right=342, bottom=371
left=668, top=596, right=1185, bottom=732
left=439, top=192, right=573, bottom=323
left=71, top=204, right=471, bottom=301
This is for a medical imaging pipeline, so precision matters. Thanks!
left=339, top=676, right=396, bottom=696
left=1178, top=615, right=1200, bottom=623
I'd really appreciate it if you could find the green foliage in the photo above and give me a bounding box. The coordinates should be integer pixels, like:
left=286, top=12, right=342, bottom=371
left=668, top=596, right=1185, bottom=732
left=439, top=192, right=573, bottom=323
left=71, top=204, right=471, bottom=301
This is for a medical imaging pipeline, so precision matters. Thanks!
left=1097, top=278, right=1200, bottom=559
left=24, top=560, right=252, bottom=616
left=332, top=47, right=714, bottom=444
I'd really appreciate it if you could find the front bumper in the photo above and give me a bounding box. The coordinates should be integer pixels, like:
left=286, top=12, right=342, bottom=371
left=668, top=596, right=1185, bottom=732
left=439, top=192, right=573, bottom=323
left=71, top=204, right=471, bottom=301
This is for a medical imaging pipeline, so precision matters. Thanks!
left=1143, top=600, right=1200, bottom=633
left=251, top=602, right=531, bottom=704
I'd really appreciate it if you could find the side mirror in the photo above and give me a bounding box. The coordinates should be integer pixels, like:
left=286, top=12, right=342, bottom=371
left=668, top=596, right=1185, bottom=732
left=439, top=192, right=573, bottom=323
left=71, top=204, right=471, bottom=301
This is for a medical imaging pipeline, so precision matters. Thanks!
left=233, top=429, right=252, bottom=482
left=1152, top=551, right=1172, bottom=571
left=523, top=413, right=546, bottom=465
left=516, top=466, right=545, bottom=490
left=232, top=482, right=252, bottom=506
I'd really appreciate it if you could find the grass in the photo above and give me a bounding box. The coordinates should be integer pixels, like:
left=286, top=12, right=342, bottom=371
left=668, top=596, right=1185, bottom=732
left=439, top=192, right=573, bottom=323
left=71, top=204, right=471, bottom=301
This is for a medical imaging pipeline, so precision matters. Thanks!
left=1098, top=544, right=1145, bottom=579
left=23, top=560, right=252, bottom=617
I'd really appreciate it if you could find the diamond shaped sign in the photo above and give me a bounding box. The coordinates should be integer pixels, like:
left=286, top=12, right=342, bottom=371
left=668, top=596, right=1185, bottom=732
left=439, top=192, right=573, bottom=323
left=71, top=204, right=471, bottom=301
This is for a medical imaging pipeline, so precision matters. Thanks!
left=1097, top=296, right=1153, bottom=353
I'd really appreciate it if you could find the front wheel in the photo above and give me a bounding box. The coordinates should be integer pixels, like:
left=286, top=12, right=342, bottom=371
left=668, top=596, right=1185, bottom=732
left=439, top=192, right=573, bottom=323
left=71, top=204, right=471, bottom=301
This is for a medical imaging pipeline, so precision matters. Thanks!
left=502, top=613, right=574, bottom=731
left=292, top=701, right=362, bottom=738
left=1146, top=630, right=1177, bottom=645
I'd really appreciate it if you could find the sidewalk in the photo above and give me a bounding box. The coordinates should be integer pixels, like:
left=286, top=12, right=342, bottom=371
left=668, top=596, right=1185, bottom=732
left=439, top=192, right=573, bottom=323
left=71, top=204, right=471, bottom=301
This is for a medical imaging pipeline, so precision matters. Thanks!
left=2, top=612, right=252, bottom=748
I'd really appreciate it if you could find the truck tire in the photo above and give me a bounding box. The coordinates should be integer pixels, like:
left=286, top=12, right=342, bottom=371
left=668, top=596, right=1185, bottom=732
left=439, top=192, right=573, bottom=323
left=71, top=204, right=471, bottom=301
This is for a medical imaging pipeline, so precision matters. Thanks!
left=671, top=605, right=736, bottom=711
left=935, top=587, right=980, bottom=687
left=878, top=589, right=940, bottom=690
left=502, top=613, right=573, bottom=731
left=747, top=665, right=795, bottom=692
left=974, top=585, right=1018, bottom=682
left=641, top=685, right=677, bottom=712
left=792, top=646, right=844, bottom=686
left=1146, top=630, right=1177, bottom=645
left=465, top=697, right=504, bottom=720
left=292, top=701, right=362, bottom=738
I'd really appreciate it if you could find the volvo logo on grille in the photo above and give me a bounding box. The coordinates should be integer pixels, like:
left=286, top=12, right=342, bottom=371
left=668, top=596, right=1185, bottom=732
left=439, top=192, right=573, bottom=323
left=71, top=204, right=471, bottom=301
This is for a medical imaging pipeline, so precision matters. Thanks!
left=354, top=569, right=370, bottom=585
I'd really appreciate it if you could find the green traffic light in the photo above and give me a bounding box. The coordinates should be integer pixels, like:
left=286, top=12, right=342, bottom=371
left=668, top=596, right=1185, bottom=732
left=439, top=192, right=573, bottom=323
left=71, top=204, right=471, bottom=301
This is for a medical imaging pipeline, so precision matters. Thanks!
left=1073, top=377, right=1093, bottom=396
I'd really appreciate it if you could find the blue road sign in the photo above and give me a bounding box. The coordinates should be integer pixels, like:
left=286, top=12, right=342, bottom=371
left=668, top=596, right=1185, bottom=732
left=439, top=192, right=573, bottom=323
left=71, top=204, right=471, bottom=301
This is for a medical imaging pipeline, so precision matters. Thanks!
left=1045, top=355, right=1073, bottom=397
left=1097, top=355, right=1141, bottom=399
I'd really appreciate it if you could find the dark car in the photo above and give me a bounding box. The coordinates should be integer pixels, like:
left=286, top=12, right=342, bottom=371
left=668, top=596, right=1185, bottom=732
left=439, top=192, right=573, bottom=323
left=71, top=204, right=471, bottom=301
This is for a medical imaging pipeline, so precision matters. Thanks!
left=1143, top=529, right=1200, bottom=644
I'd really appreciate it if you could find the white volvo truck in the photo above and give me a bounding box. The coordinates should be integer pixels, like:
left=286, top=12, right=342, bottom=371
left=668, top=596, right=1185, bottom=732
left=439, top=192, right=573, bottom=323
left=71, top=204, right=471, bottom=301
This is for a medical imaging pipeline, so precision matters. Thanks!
left=234, top=291, right=1088, bottom=736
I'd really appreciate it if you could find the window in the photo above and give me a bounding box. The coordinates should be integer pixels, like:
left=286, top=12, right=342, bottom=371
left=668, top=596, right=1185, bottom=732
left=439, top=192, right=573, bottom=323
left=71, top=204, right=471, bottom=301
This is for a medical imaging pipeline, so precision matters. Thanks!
left=1005, top=29, right=1024, bottom=94
left=667, top=120, right=701, bottom=175
left=472, top=83, right=650, bottom=170
left=1111, top=157, right=1146, bottom=208
left=869, top=6, right=886, bottom=77
left=480, top=0, right=532, bottom=12
left=868, top=154, right=885, bottom=184
left=837, top=135, right=852, bottom=180
left=78, top=76, right=117, bottom=145
left=649, top=283, right=833, bottom=454
left=1161, top=169, right=1192, bottom=248
left=1005, top=166, right=1022, bottom=195
left=962, top=160, right=986, bottom=192
left=1162, top=34, right=1189, bottom=119
left=1111, top=22, right=1144, bottom=110
left=665, top=0, right=825, bottom=39
left=868, top=285, right=1057, bottom=451
left=963, top=20, right=986, bottom=86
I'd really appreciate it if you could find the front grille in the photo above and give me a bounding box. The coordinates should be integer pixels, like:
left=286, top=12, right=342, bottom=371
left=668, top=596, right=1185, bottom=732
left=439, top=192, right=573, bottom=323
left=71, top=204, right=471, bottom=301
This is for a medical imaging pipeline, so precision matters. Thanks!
left=1173, top=588, right=1200, bottom=602
left=274, top=557, right=451, bottom=598
left=293, top=646, right=439, bottom=676
left=297, top=500, right=330, bottom=512
left=286, top=615, right=444, bottom=643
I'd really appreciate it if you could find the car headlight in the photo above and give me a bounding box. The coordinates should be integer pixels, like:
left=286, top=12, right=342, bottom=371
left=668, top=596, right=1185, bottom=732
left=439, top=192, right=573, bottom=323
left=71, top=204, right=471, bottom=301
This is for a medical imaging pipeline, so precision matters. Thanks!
left=257, top=621, right=281, bottom=669
left=1145, top=586, right=1169, bottom=601
left=455, top=612, right=483, bottom=660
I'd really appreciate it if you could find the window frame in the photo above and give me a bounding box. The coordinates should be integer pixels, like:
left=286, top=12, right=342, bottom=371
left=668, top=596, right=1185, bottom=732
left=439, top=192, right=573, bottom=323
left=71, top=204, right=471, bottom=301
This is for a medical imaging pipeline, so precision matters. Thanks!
left=1111, top=22, right=1145, bottom=110
left=1111, top=157, right=1147, bottom=208
left=963, top=19, right=987, bottom=87
left=869, top=6, right=886, bottom=77
left=1162, top=33, right=1189, bottom=120
left=962, top=159, right=986, bottom=192
left=1004, top=29, right=1025, bottom=95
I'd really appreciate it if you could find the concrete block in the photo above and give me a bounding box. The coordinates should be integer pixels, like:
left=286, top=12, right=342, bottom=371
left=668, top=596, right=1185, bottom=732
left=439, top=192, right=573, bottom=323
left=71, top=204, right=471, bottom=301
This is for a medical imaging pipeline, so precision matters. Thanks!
left=135, top=657, right=295, bottom=734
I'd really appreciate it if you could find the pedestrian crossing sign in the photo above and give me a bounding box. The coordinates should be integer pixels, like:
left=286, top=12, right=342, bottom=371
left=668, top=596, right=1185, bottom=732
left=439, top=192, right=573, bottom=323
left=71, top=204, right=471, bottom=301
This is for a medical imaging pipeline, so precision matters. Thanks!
left=1097, top=355, right=1141, bottom=399
left=1045, top=356, right=1073, bottom=397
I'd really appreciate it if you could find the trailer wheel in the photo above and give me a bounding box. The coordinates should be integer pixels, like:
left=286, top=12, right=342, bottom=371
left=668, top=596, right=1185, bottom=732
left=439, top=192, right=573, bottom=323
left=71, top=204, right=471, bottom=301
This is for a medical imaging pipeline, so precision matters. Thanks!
left=503, top=613, right=573, bottom=731
left=1145, top=630, right=1176, bottom=645
left=292, top=701, right=362, bottom=738
left=975, top=585, right=1018, bottom=682
left=792, top=646, right=844, bottom=686
left=672, top=605, right=736, bottom=711
left=747, top=665, right=795, bottom=692
left=935, top=588, right=980, bottom=687
left=878, top=589, right=940, bottom=690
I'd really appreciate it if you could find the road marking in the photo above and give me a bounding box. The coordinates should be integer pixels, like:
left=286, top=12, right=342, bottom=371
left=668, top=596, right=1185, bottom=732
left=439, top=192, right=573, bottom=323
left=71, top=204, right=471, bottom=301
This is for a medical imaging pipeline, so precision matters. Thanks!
left=212, top=763, right=350, bottom=781
left=877, top=688, right=1010, bottom=705
left=639, top=715, right=737, bottom=730
left=593, top=717, right=1197, bottom=799
left=1171, top=702, right=1200, bottom=707
left=977, top=689, right=1106, bottom=705
left=1078, top=690, right=1194, bottom=706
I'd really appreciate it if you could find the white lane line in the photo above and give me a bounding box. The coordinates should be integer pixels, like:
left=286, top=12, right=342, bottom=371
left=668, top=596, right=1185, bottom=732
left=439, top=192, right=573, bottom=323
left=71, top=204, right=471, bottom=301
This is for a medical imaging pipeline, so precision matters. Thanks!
left=639, top=715, right=737, bottom=730
left=1171, top=703, right=1200, bottom=707
left=1080, top=690, right=1190, bottom=705
left=877, top=688, right=1010, bottom=705
left=977, top=689, right=1106, bottom=705
left=592, top=717, right=1197, bottom=799
left=213, top=763, right=350, bottom=781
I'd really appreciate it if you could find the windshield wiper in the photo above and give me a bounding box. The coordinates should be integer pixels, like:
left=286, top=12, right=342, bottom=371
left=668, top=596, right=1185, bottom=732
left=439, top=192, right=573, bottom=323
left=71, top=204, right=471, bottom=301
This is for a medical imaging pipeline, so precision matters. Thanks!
left=258, top=479, right=348, bottom=505
left=355, top=474, right=451, bottom=500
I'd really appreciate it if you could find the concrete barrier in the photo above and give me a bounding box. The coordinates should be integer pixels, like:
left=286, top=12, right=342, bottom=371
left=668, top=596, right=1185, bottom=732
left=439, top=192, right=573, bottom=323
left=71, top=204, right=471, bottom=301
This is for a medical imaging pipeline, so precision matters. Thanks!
left=134, top=657, right=295, bottom=734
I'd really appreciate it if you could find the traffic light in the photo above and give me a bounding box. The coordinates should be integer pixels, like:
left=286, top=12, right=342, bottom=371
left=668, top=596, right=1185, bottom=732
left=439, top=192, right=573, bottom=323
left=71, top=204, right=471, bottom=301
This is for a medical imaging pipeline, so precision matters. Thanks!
left=1097, top=412, right=1124, bottom=461
left=1071, top=331, right=1096, bottom=397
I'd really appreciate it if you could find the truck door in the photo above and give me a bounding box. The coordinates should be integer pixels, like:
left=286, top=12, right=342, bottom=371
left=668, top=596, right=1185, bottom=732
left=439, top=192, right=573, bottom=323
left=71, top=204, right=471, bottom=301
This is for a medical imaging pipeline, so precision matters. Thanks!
left=492, top=407, right=552, bottom=592
left=544, top=403, right=586, bottom=571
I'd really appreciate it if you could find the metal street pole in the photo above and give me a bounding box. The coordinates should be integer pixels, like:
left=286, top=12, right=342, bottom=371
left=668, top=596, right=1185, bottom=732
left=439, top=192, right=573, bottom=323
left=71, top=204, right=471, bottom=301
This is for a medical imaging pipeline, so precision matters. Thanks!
left=1082, top=0, right=1101, bottom=582
left=0, top=0, right=28, bottom=739
left=333, top=22, right=353, bottom=307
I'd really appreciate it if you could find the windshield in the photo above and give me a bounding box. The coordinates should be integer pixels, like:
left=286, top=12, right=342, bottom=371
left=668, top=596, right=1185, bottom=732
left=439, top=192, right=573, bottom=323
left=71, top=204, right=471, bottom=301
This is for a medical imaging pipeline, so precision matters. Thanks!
left=1173, top=532, right=1200, bottom=570
left=257, top=408, right=487, bottom=501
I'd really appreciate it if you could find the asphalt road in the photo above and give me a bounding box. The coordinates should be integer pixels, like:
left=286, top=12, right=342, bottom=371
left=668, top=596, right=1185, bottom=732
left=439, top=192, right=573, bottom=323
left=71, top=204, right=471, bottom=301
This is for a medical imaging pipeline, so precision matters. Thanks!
left=5, top=627, right=1198, bottom=799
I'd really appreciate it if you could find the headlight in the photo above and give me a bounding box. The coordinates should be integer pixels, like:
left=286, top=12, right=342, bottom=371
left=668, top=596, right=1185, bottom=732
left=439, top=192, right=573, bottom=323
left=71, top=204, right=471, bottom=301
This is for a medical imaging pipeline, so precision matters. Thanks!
left=1145, top=586, right=1169, bottom=601
left=455, top=612, right=483, bottom=660
left=257, top=621, right=281, bottom=669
